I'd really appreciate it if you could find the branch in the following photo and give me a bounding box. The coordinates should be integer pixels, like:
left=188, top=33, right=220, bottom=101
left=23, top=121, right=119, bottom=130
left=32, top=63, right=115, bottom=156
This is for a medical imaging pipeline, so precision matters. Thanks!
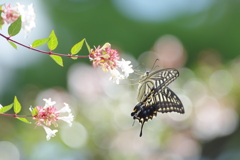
left=0, top=113, right=32, bottom=117
left=0, top=33, right=89, bottom=58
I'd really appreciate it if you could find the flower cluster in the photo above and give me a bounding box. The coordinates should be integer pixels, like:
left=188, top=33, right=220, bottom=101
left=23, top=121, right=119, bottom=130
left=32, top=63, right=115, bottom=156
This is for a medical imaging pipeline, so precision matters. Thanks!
left=89, top=43, right=134, bottom=84
left=1, top=4, right=20, bottom=24
left=31, top=98, right=74, bottom=141
left=89, top=43, right=119, bottom=72
left=1, top=3, right=36, bottom=37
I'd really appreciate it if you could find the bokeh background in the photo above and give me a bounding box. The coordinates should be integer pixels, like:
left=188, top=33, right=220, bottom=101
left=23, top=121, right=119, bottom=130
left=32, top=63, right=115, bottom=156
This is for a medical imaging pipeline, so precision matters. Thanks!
left=1, top=0, right=240, bottom=159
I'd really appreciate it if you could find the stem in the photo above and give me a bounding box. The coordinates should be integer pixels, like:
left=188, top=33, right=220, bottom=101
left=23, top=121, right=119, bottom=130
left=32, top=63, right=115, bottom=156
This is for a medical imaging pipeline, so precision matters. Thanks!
left=0, top=33, right=89, bottom=58
left=0, top=113, right=33, bottom=117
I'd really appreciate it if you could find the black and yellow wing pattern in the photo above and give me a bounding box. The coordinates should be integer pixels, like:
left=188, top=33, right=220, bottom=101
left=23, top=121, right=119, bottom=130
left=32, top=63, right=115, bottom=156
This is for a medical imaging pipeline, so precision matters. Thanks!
left=131, top=68, right=184, bottom=137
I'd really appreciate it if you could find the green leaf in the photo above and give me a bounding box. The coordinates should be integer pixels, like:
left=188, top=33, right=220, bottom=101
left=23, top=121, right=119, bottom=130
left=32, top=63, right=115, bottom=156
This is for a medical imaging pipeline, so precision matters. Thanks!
left=84, top=39, right=91, bottom=53
left=0, top=103, right=13, bottom=113
left=71, top=39, right=85, bottom=55
left=8, top=41, right=17, bottom=49
left=48, top=30, right=58, bottom=51
left=50, top=55, right=63, bottom=67
left=0, top=19, right=3, bottom=29
left=31, top=107, right=38, bottom=116
left=32, top=38, right=49, bottom=48
left=16, top=117, right=31, bottom=124
left=71, top=56, right=78, bottom=60
left=0, top=10, right=3, bottom=30
left=8, top=16, right=22, bottom=37
left=13, top=96, right=21, bottom=114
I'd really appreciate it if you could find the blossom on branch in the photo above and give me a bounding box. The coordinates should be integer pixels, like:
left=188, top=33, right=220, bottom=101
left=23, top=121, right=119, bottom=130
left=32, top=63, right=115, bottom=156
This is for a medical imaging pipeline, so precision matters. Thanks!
left=16, top=3, right=36, bottom=37
left=89, top=43, right=134, bottom=84
left=89, top=43, right=120, bottom=72
left=117, top=58, right=134, bottom=78
left=31, top=98, right=74, bottom=141
left=1, top=4, right=20, bottom=24
left=1, top=3, right=36, bottom=37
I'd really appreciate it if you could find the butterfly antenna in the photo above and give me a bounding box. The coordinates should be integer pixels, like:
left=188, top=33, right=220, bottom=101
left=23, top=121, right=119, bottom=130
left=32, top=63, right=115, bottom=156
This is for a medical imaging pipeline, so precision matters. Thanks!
left=134, top=63, right=145, bottom=70
left=150, top=59, right=159, bottom=72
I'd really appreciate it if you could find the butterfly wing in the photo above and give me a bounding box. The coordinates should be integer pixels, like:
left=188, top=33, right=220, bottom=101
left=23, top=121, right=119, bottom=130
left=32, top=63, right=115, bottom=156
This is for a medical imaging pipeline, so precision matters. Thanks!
left=137, top=68, right=179, bottom=102
left=152, top=87, right=184, bottom=114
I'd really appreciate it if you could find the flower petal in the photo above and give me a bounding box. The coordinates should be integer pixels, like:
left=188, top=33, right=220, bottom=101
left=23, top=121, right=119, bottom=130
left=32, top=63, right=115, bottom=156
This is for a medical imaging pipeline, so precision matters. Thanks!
left=109, top=68, right=124, bottom=84
left=43, top=98, right=56, bottom=108
left=56, top=103, right=71, bottom=113
left=117, top=58, right=134, bottom=78
left=42, top=125, right=58, bottom=141
left=16, top=3, right=36, bottom=38
left=58, top=113, right=74, bottom=127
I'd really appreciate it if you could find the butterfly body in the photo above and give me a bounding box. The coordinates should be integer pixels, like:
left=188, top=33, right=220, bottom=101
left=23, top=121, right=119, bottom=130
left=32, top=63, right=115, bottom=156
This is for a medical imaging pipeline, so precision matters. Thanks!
left=131, top=68, right=184, bottom=137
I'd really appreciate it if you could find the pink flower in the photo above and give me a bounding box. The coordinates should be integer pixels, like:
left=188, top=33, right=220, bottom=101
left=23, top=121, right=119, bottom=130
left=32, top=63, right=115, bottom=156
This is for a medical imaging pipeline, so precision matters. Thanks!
left=31, top=98, right=74, bottom=140
left=1, top=3, right=36, bottom=37
left=89, top=43, right=134, bottom=84
left=34, top=105, right=59, bottom=127
left=1, top=4, right=20, bottom=24
left=89, top=43, right=120, bottom=72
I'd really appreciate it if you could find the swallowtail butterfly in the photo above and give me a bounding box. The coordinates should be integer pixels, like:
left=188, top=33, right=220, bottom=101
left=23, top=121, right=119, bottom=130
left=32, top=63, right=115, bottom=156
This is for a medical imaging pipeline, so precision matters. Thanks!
left=131, top=68, right=184, bottom=137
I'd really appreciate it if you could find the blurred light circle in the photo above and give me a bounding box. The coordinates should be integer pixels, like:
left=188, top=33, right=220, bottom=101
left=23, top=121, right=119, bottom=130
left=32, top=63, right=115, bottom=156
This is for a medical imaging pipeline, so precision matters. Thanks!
left=60, top=122, right=88, bottom=148
left=209, top=70, right=233, bottom=96
left=193, top=96, right=221, bottom=140
left=154, top=35, right=186, bottom=68
left=92, top=124, right=112, bottom=149
left=178, top=68, right=196, bottom=85
left=168, top=133, right=201, bottom=159
left=113, top=109, right=133, bottom=130
left=0, top=141, right=20, bottom=160
left=218, top=107, right=238, bottom=137
left=137, top=51, right=160, bottom=70
left=110, top=130, right=147, bottom=154
left=192, top=96, right=238, bottom=140
left=183, top=79, right=207, bottom=103
left=67, top=63, right=107, bottom=101
left=137, top=35, right=186, bottom=68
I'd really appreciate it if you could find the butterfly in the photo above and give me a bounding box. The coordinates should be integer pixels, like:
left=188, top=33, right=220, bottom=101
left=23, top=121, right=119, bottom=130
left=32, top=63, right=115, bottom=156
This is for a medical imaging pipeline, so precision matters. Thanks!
left=131, top=68, right=184, bottom=137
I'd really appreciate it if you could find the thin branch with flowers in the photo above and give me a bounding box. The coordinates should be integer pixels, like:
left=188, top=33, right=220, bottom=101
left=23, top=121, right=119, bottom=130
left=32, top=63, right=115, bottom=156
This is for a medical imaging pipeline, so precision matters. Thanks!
left=0, top=2, right=134, bottom=140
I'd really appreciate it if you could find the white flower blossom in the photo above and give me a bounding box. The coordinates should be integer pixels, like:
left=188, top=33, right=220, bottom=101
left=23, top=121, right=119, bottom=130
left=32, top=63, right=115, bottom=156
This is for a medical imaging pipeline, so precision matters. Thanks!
left=56, top=103, right=71, bottom=113
left=117, top=58, right=134, bottom=78
left=109, top=68, right=125, bottom=84
left=58, top=113, right=74, bottom=127
left=16, top=3, right=36, bottom=37
left=41, top=124, right=58, bottom=141
left=43, top=98, right=56, bottom=108
left=108, top=58, right=134, bottom=84
left=33, top=98, right=74, bottom=140
left=57, top=103, right=74, bottom=127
